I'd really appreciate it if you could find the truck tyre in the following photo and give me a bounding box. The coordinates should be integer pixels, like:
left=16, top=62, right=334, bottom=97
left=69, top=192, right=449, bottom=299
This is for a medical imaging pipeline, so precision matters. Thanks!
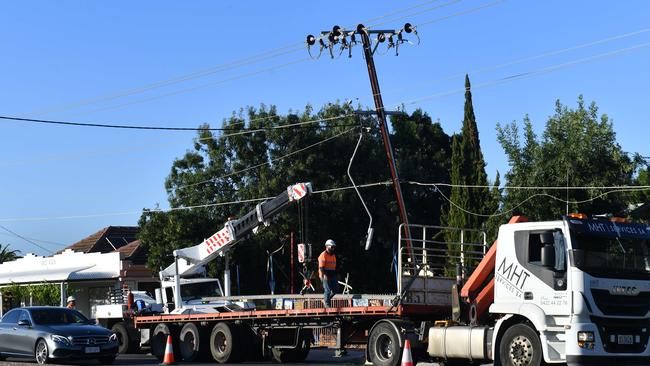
left=179, top=322, right=210, bottom=362
left=210, top=322, right=242, bottom=364
left=151, top=323, right=178, bottom=361
left=111, top=322, right=133, bottom=354
left=271, top=330, right=312, bottom=363
left=499, top=323, right=543, bottom=366
left=368, top=322, right=401, bottom=366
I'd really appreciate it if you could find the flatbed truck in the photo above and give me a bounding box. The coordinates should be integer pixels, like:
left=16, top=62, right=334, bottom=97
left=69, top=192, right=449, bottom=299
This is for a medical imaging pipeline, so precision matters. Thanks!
left=131, top=182, right=650, bottom=365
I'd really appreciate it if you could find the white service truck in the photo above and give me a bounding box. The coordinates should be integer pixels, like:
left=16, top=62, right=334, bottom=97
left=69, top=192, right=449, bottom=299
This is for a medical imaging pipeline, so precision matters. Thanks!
left=427, top=214, right=650, bottom=366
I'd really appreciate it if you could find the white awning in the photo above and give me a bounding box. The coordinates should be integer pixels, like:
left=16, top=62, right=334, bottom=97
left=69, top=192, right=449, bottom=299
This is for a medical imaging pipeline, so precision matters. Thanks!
left=0, top=250, right=121, bottom=285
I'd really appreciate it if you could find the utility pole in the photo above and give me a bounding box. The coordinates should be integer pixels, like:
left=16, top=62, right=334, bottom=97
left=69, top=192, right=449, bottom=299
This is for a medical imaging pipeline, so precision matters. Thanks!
left=307, top=23, right=418, bottom=260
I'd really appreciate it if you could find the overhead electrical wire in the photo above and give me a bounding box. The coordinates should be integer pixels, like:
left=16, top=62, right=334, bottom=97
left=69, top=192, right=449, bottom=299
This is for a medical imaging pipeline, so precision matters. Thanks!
left=407, top=181, right=650, bottom=190
left=390, top=40, right=650, bottom=109
left=23, top=0, right=468, bottom=117
left=1, top=181, right=647, bottom=223
left=0, top=225, right=53, bottom=254
left=0, top=113, right=356, bottom=132
left=0, top=232, right=67, bottom=247
left=0, top=181, right=393, bottom=223
left=66, top=58, right=312, bottom=118
left=175, top=127, right=358, bottom=190
left=384, top=26, right=650, bottom=97
left=24, top=45, right=306, bottom=117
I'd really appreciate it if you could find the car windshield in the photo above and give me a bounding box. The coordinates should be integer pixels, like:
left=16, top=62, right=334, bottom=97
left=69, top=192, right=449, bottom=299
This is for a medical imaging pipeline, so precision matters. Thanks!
left=180, top=281, right=222, bottom=301
left=569, top=220, right=650, bottom=279
left=30, top=308, right=90, bottom=325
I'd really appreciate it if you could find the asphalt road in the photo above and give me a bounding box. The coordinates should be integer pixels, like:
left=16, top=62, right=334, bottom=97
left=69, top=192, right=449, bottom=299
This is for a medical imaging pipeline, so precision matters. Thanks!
left=1, top=348, right=367, bottom=366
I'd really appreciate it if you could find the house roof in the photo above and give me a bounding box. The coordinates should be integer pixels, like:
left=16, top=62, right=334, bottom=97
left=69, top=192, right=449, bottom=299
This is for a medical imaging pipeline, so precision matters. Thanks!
left=64, top=226, right=139, bottom=254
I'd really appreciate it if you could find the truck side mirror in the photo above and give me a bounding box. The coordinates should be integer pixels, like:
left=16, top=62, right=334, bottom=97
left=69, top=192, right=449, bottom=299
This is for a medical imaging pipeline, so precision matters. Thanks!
left=541, top=244, right=555, bottom=268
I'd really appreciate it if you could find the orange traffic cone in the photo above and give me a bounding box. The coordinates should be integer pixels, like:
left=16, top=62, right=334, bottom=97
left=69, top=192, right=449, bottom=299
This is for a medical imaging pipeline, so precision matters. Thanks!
left=401, top=339, right=414, bottom=366
left=161, top=334, right=175, bottom=365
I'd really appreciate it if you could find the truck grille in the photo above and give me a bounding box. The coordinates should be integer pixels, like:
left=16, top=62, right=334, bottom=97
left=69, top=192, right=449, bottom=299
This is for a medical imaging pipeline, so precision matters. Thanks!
left=591, top=316, right=650, bottom=353
left=591, top=289, right=650, bottom=316
left=71, top=336, right=110, bottom=346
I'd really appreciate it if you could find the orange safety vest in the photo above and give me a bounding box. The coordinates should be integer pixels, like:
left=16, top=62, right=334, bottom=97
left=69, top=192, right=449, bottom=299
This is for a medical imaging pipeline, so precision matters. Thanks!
left=318, top=251, right=337, bottom=271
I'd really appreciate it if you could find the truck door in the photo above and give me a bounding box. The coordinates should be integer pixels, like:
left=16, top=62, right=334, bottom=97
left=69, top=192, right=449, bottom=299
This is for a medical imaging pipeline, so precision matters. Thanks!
left=513, top=228, right=569, bottom=315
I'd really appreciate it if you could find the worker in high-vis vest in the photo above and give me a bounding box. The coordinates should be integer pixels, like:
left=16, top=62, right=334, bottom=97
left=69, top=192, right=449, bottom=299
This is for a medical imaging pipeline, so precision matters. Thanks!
left=318, top=239, right=338, bottom=307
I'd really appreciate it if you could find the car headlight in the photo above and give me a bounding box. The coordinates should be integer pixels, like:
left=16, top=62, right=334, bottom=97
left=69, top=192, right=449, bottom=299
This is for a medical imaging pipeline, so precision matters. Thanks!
left=51, top=334, right=71, bottom=345
left=109, top=333, right=118, bottom=342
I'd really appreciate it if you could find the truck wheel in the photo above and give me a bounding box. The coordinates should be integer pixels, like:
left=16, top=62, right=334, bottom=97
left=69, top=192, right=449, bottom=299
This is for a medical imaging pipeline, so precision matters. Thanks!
left=179, top=323, right=209, bottom=362
left=368, top=322, right=401, bottom=366
left=151, top=323, right=178, bottom=361
left=111, top=322, right=132, bottom=354
left=210, top=322, right=242, bottom=364
left=499, top=323, right=543, bottom=366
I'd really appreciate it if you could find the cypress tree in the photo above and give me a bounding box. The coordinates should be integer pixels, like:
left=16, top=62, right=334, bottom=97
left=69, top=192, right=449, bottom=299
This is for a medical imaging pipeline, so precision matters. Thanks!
left=442, top=75, right=493, bottom=272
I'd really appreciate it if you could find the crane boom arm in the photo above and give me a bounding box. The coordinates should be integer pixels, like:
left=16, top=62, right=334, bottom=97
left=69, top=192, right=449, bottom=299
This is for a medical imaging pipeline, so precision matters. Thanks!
left=160, top=183, right=312, bottom=279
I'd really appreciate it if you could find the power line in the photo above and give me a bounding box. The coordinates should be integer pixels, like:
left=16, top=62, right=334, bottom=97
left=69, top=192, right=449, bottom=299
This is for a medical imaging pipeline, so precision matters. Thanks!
left=25, top=45, right=306, bottom=117
left=407, top=181, right=650, bottom=190
left=2, top=180, right=648, bottom=223
left=417, top=182, right=650, bottom=218
left=0, top=113, right=356, bottom=132
left=22, top=0, right=458, bottom=117
left=394, top=40, right=650, bottom=108
left=0, top=232, right=67, bottom=247
left=368, top=0, right=464, bottom=27
left=384, top=26, right=650, bottom=97
left=175, top=127, right=358, bottom=190
left=0, top=181, right=394, bottom=222
left=0, top=225, right=53, bottom=254
left=0, top=114, right=358, bottom=167
left=31, top=2, right=500, bottom=119
left=66, top=58, right=311, bottom=118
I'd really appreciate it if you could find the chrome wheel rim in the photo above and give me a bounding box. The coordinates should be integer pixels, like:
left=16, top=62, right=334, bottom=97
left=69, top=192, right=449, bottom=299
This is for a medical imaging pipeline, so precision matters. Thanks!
left=508, top=335, right=533, bottom=366
left=35, top=341, right=48, bottom=364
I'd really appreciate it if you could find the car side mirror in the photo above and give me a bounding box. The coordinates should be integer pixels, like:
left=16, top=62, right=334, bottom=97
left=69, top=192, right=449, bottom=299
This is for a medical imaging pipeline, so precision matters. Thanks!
left=17, top=319, right=31, bottom=326
left=541, top=244, right=555, bottom=269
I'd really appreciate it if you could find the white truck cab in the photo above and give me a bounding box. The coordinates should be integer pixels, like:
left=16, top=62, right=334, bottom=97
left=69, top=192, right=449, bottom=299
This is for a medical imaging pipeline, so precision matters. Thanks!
left=428, top=215, right=650, bottom=366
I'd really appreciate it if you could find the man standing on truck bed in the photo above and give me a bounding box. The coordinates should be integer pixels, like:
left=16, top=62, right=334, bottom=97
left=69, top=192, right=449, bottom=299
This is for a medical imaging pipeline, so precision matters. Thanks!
left=318, top=239, right=338, bottom=307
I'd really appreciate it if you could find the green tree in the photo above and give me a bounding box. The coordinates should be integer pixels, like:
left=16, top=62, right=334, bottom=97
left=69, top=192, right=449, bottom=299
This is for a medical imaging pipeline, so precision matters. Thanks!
left=441, top=75, right=496, bottom=271
left=139, top=102, right=452, bottom=294
left=0, top=244, right=20, bottom=263
left=496, top=96, right=638, bottom=220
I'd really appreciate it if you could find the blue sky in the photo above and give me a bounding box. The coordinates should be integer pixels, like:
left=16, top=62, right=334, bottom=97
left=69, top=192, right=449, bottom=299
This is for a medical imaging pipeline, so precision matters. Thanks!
left=1, top=1, right=649, bottom=256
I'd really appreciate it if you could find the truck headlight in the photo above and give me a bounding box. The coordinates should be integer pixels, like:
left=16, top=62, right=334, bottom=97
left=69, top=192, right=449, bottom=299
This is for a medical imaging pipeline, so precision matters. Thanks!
left=578, top=331, right=595, bottom=349
left=109, top=333, right=118, bottom=342
left=51, top=334, right=71, bottom=345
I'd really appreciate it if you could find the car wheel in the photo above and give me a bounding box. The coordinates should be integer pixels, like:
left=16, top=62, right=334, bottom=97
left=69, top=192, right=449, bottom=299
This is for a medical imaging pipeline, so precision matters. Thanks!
left=35, top=339, right=50, bottom=365
left=99, top=355, right=117, bottom=364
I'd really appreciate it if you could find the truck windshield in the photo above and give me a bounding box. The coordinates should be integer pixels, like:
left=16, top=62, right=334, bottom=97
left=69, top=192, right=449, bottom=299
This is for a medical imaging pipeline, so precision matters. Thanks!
left=569, top=220, right=650, bottom=279
left=180, top=281, right=223, bottom=300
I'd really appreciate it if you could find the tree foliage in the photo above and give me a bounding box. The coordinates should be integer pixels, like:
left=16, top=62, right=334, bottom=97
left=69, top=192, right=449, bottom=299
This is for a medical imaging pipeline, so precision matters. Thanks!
left=139, top=103, right=451, bottom=295
left=496, top=96, right=639, bottom=220
left=0, top=244, right=21, bottom=264
left=441, top=75, right=497, bottom=266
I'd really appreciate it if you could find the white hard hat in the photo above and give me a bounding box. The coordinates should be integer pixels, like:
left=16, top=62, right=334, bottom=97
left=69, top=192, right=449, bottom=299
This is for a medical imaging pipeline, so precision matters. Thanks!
left=67, top=296, right=76, bottom=302
left=325, top=239, right=336, bottom=247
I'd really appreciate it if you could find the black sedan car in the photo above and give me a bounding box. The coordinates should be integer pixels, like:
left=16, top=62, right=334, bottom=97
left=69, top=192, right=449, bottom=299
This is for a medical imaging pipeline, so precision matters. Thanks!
left=0, top=306, right=119, bottom=364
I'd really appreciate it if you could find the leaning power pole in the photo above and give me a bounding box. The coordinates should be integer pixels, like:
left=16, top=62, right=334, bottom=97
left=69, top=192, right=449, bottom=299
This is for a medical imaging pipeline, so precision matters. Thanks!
left=306, top=23, right=419, bottom=259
